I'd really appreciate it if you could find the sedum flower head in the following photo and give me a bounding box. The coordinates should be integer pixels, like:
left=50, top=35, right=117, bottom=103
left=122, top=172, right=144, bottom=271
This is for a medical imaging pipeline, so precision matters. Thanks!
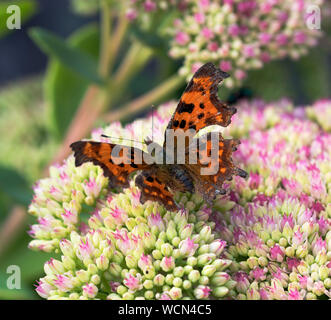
left=127, top=0, right=324, bottom=88
left=169, top=0, right=324, bottom=86
left=306, top=99, right=331, bottom=133
left=29, top=98, right=331, bottom=299
left=35, top=190, right=233, bottom=300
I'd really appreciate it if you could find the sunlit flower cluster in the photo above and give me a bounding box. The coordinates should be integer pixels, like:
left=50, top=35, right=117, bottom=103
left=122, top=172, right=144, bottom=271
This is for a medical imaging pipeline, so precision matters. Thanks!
left=35, top=190, right=234, bottom=300
left=127, top=0, right=324, bottom=87
left=29, top=98, right=331, bottom=299
left=170, top=0, right=324, bottom=86
left=306, top=99, right=331, bottom=132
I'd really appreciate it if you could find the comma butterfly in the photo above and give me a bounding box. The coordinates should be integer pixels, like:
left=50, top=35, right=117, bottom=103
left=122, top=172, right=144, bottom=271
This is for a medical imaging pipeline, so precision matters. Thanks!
left=70, top=63, right=248, bottom=210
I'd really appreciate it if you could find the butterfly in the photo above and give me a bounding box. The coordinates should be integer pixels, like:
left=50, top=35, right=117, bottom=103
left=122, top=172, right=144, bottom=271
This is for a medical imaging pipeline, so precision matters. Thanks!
left=70, top=62, right=248, bottom=211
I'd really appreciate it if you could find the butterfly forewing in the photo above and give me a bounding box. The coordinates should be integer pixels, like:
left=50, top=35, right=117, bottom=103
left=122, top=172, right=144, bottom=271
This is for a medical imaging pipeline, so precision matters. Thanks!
left=70, top=141, right=150, bottom=188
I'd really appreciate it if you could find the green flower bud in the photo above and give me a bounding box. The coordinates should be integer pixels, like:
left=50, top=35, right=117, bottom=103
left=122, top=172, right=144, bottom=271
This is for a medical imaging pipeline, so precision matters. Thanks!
left=197, top=253, right=216, bottom=266
left=109, top=263, right=122, bottom=277
left=213, top=286, right=229, bottom=298
left=96, top=255, right=109, bottom=271
left=188, top=270, right=200, bottom=283
left=199, top=276, right=209, bottom=285
left=183, top=280, right=192, bottom=290
left=285, top=246, right=295, bottom=257
left=152, top=249, right=162, bottom=260
left=187, top=256, right=197, bottom=267
left=247, top=257, right=259, bottom=269
left=161, top=243, right=173, bottom=256
left=169, top=287, right=182, bottom=300
left=62, top=256, right=76, bottom=270
left=76, top=270, right=89, bottom=283
left=87, top=264, right=98, bottom=275
left=166, top=221, right=177, bottom=240
left=172, top=236, right=181, bottom=247
left=173, top=277, right=183, bottom=287
left=200, top=226, right=212, bottom=241
left=271, top=230, right=282, bottom=242
left=144, top=290, right=154, bottom=300
left=154, top=274, right=165, bottom=286
left=165, top=274, right=174, bottom=285
left=122, top=292, right=134, bottom=300
left=202, top=265, right=216, bottom=277
left=173, top=266, right=184, bottom=278
left=91, top=274, right=100, bottom=285
left=143, top=280, right=153, bottom=290
left=211, top=272, right=230, bottom=286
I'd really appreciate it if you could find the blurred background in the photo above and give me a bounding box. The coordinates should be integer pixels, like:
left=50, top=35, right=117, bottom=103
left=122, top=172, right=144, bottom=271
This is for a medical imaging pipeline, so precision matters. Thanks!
left=0, top=0, right=330, bottom=299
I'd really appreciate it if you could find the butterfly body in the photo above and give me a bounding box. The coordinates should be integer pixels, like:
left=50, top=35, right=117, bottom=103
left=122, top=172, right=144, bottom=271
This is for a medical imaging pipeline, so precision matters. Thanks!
left=70, top=63, right=248, bottom=211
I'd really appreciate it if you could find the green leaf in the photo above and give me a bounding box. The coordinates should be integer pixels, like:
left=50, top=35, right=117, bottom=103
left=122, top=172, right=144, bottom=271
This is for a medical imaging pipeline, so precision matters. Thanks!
left=29, top=27, right=103, bottom=85
left=45, top=24, right=100, bottom=139
left=0, top=166, right=32, bottom=206
left=0, top=0, right=38, bottom=38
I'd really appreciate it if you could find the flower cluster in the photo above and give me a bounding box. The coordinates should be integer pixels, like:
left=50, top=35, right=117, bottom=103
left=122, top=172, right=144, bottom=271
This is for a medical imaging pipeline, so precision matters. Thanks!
left=125, top=0, right=190, bottom=21
left=170, top=0, right=324, bottom=86
left=29, top=98, right=331, bottom=299
left=128, top=0, right=324, bottom=87
left=35, top=191, right=234, bottom=300
left=306, top=99, right=331, bottom=132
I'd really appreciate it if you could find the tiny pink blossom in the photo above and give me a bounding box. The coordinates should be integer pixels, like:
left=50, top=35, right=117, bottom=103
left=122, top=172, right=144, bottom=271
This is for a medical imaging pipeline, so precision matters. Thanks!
left=201, top=27, right=214, bottom=39
left=35, top=280, right=53, bottom=298
left=123, top=274, right=142, bottom=291
left=234, top=69, right=247, bottom=80
left=53, top=274, right=73, bottom=292
left=179, top=238, right=198, bottom=257
left=220, top=60, right=232, bottom=72
left=148, top=213, right=165, bottom=230
left=175, top=31, right=189, bottom=45
left=160, top=256, right=175, bottom=271
left=62, top=209, right=77, bottom=225
left=194, top=12, right=205, bottom=24
left=288, top=288, right=301, bottom=300
left=270, top=244, right=284, bottom=262
left=143, top=0, right=156, bottom=12
left=207, top=42, right=218, bottom=52
left=83, top=283, right=98, bottom=298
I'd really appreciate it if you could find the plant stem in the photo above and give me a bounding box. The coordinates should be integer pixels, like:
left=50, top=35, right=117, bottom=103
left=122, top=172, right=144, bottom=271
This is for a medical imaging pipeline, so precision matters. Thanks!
left=99, top=0, right=113, bottom=77
left=104, top=10, right=129, bottom=75
left=103, top=74, right=183, bottom=123
left=114, top=42, right=152, bottom=86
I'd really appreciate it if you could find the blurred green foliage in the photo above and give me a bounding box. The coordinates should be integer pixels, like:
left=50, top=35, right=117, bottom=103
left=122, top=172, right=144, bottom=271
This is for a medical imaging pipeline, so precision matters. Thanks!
left=44, top=24, right=100, bottom=140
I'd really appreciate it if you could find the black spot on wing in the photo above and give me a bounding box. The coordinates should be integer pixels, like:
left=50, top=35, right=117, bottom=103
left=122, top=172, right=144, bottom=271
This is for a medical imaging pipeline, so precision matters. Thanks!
left=177, top=101, right=195, bottom=114
left=179, top=120, right=186, bottom=128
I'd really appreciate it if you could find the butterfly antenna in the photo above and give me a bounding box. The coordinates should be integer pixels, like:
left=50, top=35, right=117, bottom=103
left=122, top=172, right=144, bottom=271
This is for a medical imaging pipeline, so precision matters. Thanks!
left=151, top=104, right=154, bottom=142
left=101, top=134, right=147, bottom=145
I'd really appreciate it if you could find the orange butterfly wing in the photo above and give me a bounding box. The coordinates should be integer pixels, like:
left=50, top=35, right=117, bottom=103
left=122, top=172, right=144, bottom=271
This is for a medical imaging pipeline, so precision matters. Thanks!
left=135, top=171, right=178, bottom=211
left=164, top=62, right=237, bottom=146
left=183, top=132, right=247, bottom=204
left=70, top=141, right=150, bottom=188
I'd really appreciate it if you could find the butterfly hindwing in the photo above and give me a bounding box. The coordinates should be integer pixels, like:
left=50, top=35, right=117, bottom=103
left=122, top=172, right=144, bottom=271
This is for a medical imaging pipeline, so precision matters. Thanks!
left=183, top=132, right=247, bottom=204
left=70, top=141, right=150, bottom=188
left=135, top=170, right=178, bottom=211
